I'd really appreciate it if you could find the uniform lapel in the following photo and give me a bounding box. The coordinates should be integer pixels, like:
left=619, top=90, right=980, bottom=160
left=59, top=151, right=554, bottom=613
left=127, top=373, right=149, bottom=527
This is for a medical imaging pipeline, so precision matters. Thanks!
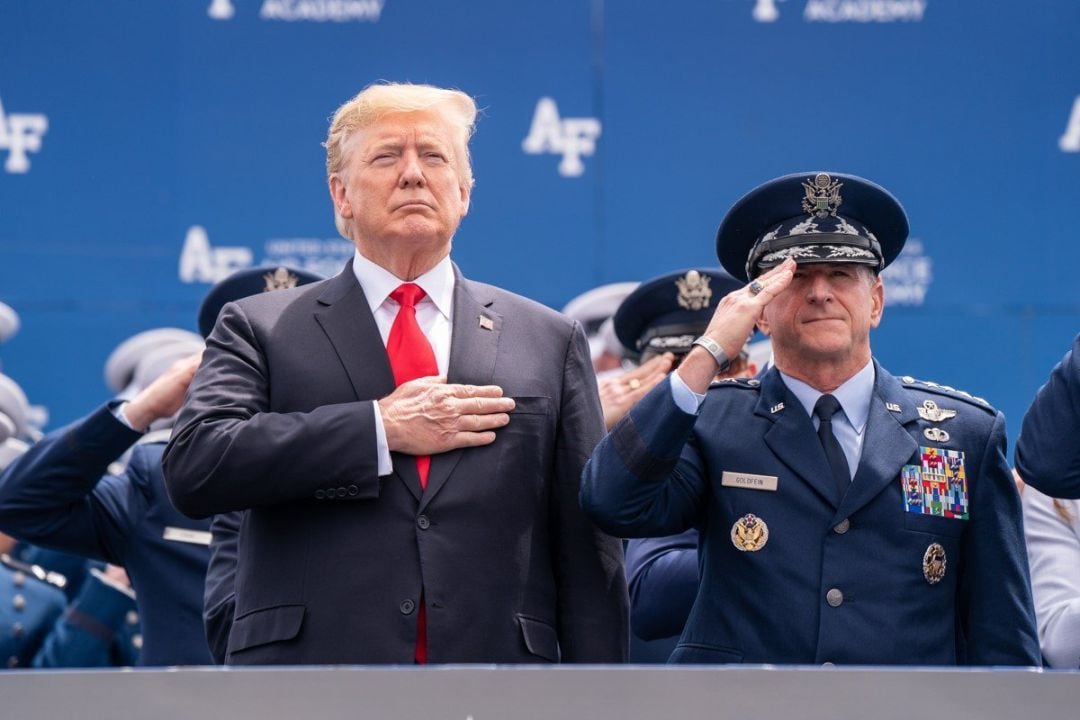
left=313, top=266, right=422, bottom=503
left=419, top=266, right=502, bottom=512
left=757, top=369, right=843, bottom=509
left=835, top=363, right=919, bottom=522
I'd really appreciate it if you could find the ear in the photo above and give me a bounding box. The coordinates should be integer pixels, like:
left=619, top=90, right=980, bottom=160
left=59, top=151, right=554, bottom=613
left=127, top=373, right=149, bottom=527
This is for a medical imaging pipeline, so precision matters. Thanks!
left=328, top=174, right=353, bottom=219
left=868, top=274, right=885, bottom=328
left=459, top=180, right=472, bottom=217
left=756, top=310, right=772, bottom=337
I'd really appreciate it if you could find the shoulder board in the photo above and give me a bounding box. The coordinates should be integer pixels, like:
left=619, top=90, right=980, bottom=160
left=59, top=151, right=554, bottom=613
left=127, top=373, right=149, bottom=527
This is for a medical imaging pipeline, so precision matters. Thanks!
left=897, top=376, right=995, bottom=412
left=708, top=377, right=762, bottom=390
left=0, top=553, right=68, bottom=590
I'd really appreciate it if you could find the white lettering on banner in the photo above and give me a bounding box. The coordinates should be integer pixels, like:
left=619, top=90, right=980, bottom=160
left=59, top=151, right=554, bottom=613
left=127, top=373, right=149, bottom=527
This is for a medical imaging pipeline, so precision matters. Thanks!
left=0, top=97, right=48, bottom=174
left=207, top=0, right=236, bottom=20
left=178, top=226, right=254, bottom=283
left=881, top=238, right=932, bottom=306
left=260, top=0, right=385, bottom=22
left=804, top=0, right=927, bottom=22
left=521, top=98, right=602, bottom=178
left=263, top=237, right=354, bottom=278
left=752, top=0, right=784, bottom=22
left=1060, top=96, right=1080, bottom=152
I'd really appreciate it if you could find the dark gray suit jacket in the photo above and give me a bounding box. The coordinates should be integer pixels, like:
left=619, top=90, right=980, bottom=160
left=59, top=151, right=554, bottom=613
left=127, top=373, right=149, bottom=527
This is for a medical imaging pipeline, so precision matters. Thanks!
left=163, top=264, right=628, bottom=664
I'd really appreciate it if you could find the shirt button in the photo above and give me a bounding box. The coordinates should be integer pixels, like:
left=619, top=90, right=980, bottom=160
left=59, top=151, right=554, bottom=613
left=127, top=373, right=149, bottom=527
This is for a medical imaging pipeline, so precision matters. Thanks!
left=314, top=489, right=326, bottom=500
left=399, top=599, right=416, bottom=615
left=833, top=519, right=850, bottom=534
left=417, top=515, right=430, bottom=530
left=826, top=588, right=844, bottom=607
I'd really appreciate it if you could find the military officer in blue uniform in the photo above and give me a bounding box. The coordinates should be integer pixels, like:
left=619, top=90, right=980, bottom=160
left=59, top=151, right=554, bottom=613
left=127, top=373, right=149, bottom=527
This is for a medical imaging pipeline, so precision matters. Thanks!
left=1016, top=334, right=1080, bottom=499
left=0, top=553, right=66, bottom=669
left=582, top=171, right=1040, bottom=666
left=0, top=266, right=320, bottom=666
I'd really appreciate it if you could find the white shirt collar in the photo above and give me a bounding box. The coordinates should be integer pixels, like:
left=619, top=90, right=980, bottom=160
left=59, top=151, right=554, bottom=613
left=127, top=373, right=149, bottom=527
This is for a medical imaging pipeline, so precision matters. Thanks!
left=778, top=358, right=875, bottom=435
left=351, top=250, right=455, bottom=320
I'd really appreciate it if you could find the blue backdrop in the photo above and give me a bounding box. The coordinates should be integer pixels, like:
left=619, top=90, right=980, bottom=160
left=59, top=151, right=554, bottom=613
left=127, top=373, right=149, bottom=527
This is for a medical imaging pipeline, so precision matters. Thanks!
left=1, top=0, right=1078, bottom=451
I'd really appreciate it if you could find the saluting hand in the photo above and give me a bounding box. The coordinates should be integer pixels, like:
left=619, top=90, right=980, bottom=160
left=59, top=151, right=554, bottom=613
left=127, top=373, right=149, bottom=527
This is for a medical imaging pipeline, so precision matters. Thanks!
left=599, top=353, right=675, bottom=430
left=677, top=258, right=795, bottom=394
left=124, top=352, right=203, bottom=432
left=378, top=376, right=516, bottom=455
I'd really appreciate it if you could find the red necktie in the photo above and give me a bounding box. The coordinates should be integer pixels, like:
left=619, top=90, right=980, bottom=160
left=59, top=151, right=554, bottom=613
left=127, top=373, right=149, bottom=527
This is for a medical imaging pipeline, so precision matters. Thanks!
left=385, top=282, right=438, bottom=664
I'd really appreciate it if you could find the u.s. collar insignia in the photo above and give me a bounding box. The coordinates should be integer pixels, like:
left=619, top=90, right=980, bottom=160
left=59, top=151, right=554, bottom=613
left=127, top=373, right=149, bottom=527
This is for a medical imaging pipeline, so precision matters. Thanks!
left=886, top=402, right=902, bottom=413
left=770, top=402, right=785, bottom=414
left=918, top=400, right=957, bottom=423
left=263, top=267, right=299, bottom=292
left=731, top=513, right=769, bottom=552
left=801, top=173, right=843, bottom=218
left=923, top=543, right=947, bottom=584
left=676, top=270, right=712, bottom=311
left=924, top=427, right=950, bottom=443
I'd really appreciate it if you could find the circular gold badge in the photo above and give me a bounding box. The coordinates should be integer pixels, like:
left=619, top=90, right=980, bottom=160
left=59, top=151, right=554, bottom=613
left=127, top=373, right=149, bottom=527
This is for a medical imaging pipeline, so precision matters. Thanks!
left=731, top=513, right=769, bottom=552
left=923, top=543, right=947, bottom=585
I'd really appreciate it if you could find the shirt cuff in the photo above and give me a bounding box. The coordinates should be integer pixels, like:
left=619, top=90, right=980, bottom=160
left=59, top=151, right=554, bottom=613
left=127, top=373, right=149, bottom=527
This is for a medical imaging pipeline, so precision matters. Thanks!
left=372, top=401, right=393, bottom=476
left=111, top=401, right=140, bottom=431
left=670, top=371, right=706, bottom=415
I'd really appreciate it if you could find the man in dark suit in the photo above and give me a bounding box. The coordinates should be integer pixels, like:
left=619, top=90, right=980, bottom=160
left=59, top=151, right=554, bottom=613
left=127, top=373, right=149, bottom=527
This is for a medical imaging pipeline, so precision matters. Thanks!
left=1016, top=333, right=1080, bottom=499
left=582, top=172, right=1039, bottom=666
left=163, top=82, right=628, bottom=665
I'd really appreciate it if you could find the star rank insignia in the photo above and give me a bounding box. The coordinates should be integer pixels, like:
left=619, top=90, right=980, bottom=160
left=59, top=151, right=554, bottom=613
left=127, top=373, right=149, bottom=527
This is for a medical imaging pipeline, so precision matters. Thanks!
left=731, top=513, right=769, bottom=552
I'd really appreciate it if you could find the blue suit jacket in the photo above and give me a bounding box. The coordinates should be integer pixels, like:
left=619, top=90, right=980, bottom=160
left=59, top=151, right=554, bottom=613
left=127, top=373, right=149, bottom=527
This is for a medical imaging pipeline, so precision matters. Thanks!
left=1016, top=333, right=1080, bottom=499
left=626, top=530, right=698, bottom=642
left=582, top=363, right=1040, bottom=666
left=0, top=406, right=212, bottom=665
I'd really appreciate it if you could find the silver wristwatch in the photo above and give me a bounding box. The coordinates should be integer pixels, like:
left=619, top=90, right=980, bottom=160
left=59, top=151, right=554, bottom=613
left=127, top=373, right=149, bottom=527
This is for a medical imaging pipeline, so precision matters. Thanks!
left=692, top=336, right=731, bottom=372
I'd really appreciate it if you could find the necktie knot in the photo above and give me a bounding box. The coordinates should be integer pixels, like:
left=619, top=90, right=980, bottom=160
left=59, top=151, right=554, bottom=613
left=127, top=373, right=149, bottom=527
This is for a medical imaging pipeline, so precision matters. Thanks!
left=390, top=283, right=427, bottom=310
left=814, top=393, right=842, bottom=423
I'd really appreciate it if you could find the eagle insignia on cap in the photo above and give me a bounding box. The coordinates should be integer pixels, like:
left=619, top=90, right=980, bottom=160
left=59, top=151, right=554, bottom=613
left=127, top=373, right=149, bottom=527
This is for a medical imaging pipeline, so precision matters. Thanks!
left=675, top=270, right=712, bottom=311
left=263, top=267, right=300, bottom=292
left=802, top=173, right=843, bottom=218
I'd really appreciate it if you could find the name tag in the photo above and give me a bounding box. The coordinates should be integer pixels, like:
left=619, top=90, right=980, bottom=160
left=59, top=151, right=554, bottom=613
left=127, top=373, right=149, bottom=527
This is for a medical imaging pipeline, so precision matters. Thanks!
left=163, top=527, right=212, bottom=546
left=721, top=471, right=779, bottom=492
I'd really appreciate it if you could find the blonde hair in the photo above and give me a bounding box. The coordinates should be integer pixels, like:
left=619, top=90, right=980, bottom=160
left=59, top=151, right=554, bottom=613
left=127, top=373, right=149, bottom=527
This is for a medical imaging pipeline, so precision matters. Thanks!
left=324, top=82, right=478, bottom=237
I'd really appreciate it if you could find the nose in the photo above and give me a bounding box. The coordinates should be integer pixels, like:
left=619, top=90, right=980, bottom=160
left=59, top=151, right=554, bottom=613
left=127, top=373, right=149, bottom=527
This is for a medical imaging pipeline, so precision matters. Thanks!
left=806, top=272, right=833, bottom=303
left=398, top=150, right=426, bottom=188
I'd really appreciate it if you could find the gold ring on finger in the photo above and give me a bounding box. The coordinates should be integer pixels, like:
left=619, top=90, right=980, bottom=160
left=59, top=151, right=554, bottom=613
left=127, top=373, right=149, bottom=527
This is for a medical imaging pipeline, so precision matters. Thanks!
left=627, top=378, right=642, bottom=390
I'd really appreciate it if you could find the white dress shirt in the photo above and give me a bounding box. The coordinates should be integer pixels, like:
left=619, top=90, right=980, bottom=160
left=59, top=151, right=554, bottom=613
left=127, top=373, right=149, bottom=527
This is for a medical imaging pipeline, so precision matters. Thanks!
left=1022, top=486, right=1080, bottom=668
left=352, top=250, right=455, bottom=476
left=671, top=358, right=874, bottom=480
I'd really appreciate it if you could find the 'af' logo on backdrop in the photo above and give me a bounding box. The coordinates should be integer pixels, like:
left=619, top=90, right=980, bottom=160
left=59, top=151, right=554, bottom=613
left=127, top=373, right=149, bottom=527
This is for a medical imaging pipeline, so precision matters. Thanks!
left=1060, top=96, right=1080, bottom=153
left=522, top=98, right=602, bottom=178
left=179, top=226, right=253, bottom=283
left=0, top=97, right=48, bottom=174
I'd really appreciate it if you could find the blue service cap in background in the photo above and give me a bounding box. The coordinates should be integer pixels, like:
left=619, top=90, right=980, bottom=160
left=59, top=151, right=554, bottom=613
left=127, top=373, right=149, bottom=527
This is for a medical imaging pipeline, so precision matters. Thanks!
left=614, top=268, right=743, bottom=357
left=716, top=171, right=909, bottom=282
left=198, top=266, right=324, bottom=338
left=104, top=328, right=205, bottom=396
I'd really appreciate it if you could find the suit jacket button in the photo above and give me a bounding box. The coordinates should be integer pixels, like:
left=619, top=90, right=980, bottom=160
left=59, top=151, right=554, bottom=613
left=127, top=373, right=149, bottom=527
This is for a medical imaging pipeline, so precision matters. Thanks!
left=833, top=519, right=850, bottom=534
left=325, top=488, right=337, bottom=499
left=11, top=622, right=23, bottom=638
left=400, top=599, right=416, bottom=615
left=347, top=485, right=359, bottom=497
left=314, top=489, right=326, bottom=500
left=826, top=588, right=844, bottom=607
left=417, top=515, right=430, bottom=530
left=126, top=611, right=139, bottom=626
left=337, top=486, right=347, bottom=496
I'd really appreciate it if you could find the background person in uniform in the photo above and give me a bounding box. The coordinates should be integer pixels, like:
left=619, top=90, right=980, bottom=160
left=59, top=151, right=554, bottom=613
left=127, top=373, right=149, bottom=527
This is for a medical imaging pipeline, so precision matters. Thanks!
left=561, top=281, right=639, bottom=377
left=582, top=171, right=1040, bottom=666
left=1015, top=334, right=1080, bottom=499
left=0, top=267, right=320, bottom=666
left=163, top=82, right=628, bottom=665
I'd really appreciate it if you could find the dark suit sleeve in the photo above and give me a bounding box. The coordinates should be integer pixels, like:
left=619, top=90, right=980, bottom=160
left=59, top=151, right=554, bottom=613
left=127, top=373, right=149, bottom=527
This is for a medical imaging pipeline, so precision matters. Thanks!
left=626, top=530, right=699, bottom=641
left=203, top=511, right=241, bottom=665
left=550, top=323, right=629, bottom=662
left=163, top=301, right=382, bottom=518
left=0, top=405, right=141, bottom=566
left=1016, top=334, right=1080, bottom=499
left=959, top=411, right=1041, bottom=665
left=580, top=376, right=708, bottom=538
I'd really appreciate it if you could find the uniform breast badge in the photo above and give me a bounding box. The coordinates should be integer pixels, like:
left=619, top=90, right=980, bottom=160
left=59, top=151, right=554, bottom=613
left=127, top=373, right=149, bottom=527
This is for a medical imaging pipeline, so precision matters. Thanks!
left=923, top=543, right=947, bottom=584
left=923, top=427, right=950, bottom=443
left=731, top=513, right=769, bottom=552
left=900, top=447, right=969, bottom=520
left=917, top=400, right=957, bottom=423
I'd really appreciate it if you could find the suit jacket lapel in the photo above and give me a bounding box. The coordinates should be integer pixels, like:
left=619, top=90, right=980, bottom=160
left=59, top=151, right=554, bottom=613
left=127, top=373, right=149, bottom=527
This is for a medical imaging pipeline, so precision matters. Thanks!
left=313, top=267, right=422, bottom=503
left=835, top=364, right=919, bottom=522
left=757, top=369, right=843, bottom=510
left=420, top=267, right=502, bottom=512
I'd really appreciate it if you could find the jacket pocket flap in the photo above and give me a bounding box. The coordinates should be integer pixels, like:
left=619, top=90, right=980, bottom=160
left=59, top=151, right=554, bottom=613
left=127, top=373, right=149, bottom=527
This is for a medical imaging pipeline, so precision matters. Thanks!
left=669, top=642, right=744, bottom=664
left=510, top=396, right=553, bottom=416
left=228, top=604, right=305, bottom=654
left=516, top=613, right=559, bottom=662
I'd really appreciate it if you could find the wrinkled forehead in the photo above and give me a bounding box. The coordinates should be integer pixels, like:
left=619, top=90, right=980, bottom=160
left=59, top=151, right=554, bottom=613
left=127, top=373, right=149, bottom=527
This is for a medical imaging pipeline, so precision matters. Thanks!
left=349, top=109, right=464, bottom=153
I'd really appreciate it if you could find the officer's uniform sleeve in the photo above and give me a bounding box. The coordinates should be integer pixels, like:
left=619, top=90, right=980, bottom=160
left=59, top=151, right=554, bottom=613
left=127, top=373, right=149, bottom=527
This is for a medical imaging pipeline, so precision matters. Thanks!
left=0, top=405, right=141, bottom=565
left=626, top=529, right=699, bottom=640
left=1016, top=333, right=1080, bottom=499
left=581, top=375, right=708, bottom=539
left=958, top=411, right=1041, bottom=665
left=32, top=568, right=137, bottom=668
left=1022, top=487, right=1080, bottom=668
